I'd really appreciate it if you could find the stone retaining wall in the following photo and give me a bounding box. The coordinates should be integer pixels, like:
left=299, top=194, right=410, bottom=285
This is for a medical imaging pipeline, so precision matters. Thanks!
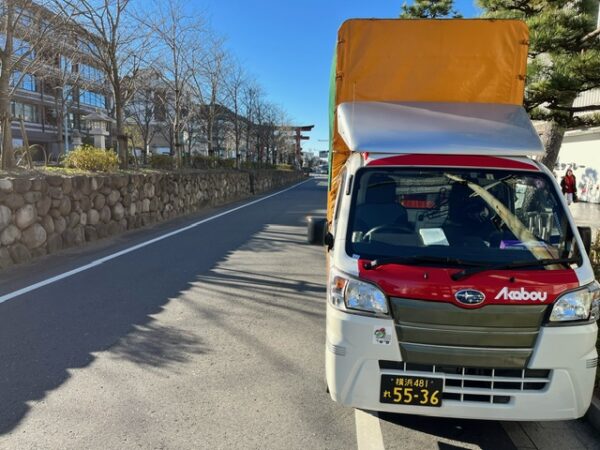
left=0, top=170, right=304, bottom=269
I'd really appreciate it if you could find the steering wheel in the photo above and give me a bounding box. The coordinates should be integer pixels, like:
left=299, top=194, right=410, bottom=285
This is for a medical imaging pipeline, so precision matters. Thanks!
left=363, top=224, right=413, bottom=241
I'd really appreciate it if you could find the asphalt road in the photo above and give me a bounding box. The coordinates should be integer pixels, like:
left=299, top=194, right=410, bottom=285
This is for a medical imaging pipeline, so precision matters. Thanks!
left=0, top=176, right=598, bottom=450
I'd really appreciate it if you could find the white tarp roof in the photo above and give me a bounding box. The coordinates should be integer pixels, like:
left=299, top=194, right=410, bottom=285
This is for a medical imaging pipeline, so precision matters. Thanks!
left=337, top=102, right=544, bottom=156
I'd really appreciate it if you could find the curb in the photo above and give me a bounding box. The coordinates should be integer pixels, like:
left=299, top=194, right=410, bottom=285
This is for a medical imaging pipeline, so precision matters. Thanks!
left=586, top=395, right=600, bottom=433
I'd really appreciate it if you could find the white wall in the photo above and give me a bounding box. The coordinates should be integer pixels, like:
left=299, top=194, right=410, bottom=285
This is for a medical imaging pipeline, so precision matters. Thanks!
left=559, top=129, right=600, bottom=203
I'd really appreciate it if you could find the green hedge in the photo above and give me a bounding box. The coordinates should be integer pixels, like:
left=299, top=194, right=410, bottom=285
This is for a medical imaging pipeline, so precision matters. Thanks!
left=190, top=155, right=235, bottom=170
left=240, top=161, right=275, bottom=170
left=149, top=154, right=174, bottom=170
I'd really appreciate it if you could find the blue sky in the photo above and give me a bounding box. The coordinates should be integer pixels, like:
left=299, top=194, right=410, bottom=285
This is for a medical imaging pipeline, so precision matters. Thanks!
left=199, top=0, right=481, bottom=154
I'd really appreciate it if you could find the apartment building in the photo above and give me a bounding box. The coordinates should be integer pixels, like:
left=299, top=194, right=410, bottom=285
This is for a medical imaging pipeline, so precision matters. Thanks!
left=126, top=71, right=255, bottom=159
left=3, top=2, right=113, bottom=159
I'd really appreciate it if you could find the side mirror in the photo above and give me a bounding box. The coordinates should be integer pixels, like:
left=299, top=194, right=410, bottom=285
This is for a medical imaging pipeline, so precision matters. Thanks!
left=578, top=226, right=592, bottom=256
left=324, top=232, right=334, bottom=251
left=307, top=216, right=327, bottom=245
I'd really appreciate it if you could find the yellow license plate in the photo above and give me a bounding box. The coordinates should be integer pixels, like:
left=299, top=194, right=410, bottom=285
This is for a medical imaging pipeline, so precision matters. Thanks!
left=380, top=375, right=443, bottom=407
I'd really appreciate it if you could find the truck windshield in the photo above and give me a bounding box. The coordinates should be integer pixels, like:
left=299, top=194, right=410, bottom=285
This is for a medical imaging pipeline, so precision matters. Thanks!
left=346, top=168, right=579, bottom=267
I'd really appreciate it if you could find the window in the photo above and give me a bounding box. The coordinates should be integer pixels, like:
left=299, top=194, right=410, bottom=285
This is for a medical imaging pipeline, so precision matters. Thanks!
left=78, top=39, right=99, bottom=56
left=11, top=101, right=40, bottom=123
left=64, top=85, right=74, bottom=102
left=13, top=38, right=34, bottom=58
left=78, top=63, right=104, bottom=83
left=347, top=168, right=577, bottom=267
left=10, top=72, right=37, bottom=92
left=45, top=107, right=57, bottom=126
left=79, top=89, right=106, bottom=108
left=60, top=56, right=73, bottom=73
left=0, top=35, right=33, bottom=57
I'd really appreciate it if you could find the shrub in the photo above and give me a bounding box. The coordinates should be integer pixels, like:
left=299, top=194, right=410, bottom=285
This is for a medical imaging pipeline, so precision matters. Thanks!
left=275, top=163, right=294, bottom=171
left=240, top=161, right=275, bottom=170
left=62, top=145, right=119, bottom=172
left=190, top=155, right=235, bottom=170
left=149, top=154, right=174, bottom=170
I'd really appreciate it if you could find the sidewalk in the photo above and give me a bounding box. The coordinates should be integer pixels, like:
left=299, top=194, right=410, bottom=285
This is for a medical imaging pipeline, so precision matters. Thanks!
left=570, top=201, right=600, bottom=237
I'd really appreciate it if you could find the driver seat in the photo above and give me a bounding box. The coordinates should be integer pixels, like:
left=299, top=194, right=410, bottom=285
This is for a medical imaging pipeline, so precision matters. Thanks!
left=354, top=174, right=408, bottom=232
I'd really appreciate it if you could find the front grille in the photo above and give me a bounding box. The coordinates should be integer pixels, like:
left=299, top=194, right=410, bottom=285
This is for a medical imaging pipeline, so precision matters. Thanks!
left=586, top=357, right=598, bottom=369
left=379, top=360, right=551, bottom=404
left=390, top=298, right=548, bottom=368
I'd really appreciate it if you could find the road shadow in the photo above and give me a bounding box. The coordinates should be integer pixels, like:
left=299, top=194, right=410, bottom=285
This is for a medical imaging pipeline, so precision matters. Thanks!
left=379, top=412, right=517, bottom=450
left=109, top=323, right=208, bottom=369
left=0, top=180, right=324, bottom=436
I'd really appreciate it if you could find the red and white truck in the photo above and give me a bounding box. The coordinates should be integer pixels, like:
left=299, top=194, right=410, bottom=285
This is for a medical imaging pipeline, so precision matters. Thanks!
left=308, top=19, right=599, bottom=421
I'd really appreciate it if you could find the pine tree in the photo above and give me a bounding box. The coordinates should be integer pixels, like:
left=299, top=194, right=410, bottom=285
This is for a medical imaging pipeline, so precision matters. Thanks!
left=400, top=0, right=462, bottom=18
left=478, top=0, right=600, bottom=168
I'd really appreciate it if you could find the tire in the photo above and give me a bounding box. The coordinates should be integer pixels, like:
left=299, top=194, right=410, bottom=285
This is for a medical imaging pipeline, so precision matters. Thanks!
left=307, top=216, right=327, bottom=245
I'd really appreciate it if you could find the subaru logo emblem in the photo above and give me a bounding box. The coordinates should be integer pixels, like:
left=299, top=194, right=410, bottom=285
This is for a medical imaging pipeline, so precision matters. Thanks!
left=455, top=289, right=485, bottom=305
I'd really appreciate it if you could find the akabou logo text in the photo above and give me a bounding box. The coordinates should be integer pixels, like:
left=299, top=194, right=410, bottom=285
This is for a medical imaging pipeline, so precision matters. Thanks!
left=494, top=287, right=548, bottom=302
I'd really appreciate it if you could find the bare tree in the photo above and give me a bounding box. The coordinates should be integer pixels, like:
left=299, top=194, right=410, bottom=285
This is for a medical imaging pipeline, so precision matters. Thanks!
left=141, top=0, right=202, bottom=168
left=126, top=70, right=161, bottom=164
left=41, top=43, right=88, bottom=160
left=57, top=0, right=147, bottom=169
left=182, top=101, right=202, bottom=156
left=223, top=58, right=246, bottom=166
left=190, top=35, right=227, bottom=158
left=271, top=106, right=293, bottom=165
left=253, top=93, right=269, bottom=164
left=0, top=0, right=71, bottom=168
left=241, top=81, right=262, bottom=163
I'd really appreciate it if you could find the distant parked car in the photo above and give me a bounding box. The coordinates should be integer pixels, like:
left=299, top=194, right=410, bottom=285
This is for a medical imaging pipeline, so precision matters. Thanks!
left=315, top=164, right=329, bottom=174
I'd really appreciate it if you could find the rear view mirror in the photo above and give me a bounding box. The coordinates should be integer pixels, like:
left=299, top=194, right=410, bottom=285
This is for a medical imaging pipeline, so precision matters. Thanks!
left=578, top=226, right=592, bottom=257
left=307, top=216, right=327, bottom=245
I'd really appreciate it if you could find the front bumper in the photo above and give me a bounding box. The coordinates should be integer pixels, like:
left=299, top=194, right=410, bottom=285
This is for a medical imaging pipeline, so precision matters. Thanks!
left=325, top=304, right=598, bottom=421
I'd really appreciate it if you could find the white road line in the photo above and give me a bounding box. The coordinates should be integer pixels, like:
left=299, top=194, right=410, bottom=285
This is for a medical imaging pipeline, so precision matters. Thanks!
left=0, top=178, right=312, bottom=305
left=355, top=409, right=385, bottom=450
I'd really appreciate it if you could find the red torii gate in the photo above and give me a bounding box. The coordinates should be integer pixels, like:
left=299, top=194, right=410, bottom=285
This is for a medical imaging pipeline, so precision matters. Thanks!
left=292, top=125, right=314, bottom=165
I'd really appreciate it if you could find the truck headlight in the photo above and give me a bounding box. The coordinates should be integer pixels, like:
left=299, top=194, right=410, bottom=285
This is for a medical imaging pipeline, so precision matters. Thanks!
left=330, top=273, right=388, bottom=315
left=549, top=281, right=600, bottom=322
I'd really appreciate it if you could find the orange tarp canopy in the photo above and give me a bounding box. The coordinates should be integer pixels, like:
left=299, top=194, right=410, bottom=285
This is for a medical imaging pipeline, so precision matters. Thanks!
left=328, top=19, right=529, bottom=220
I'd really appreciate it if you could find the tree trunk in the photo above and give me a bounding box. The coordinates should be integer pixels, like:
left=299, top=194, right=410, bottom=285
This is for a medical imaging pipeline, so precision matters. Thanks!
left=173, top=120, right=180, bottom=168
left=234, top=123, right=240, bottom=168
left=142, top=136, right=148, bottom=165
left=19, top=118, right=33, bottom=169
left=55, top=95, right=64, bottom=161
left=207, top=114, right=214, bottom=157
left=0, top=74, right=14, bottom=169
left=115, top=101, right=128, bottom=170
left=539, top=121, right=566, bottom=171
left=246, top=122, right=251, bottom=163
left=174, top=93, right=182, bottom=169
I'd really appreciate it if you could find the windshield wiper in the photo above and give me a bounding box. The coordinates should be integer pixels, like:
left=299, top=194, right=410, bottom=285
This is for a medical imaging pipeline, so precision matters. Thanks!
left=451, top=257, right=579, bottom=281
left=363, top=256, right=482, bottom=271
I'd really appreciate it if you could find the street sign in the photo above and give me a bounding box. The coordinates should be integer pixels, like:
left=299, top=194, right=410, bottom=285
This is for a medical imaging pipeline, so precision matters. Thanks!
left=319, top=151, right=328, bottom=158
